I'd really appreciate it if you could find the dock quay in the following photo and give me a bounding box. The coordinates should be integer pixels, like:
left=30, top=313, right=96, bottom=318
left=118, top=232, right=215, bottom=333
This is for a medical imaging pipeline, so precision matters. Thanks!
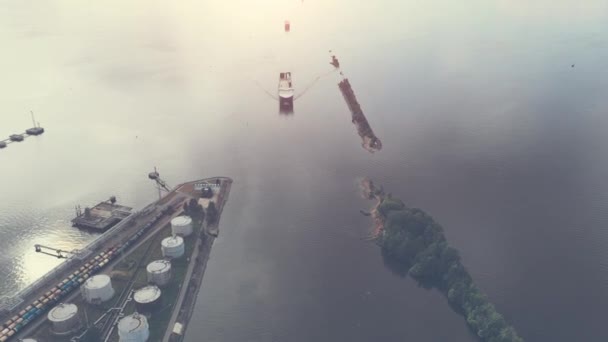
left=338, top=78, right=382, bottom=153
left=163, top=178, right=232, bottom=342
left=72, top=198, right=133, bottom=231
left=0, top=176, right=232, bottom=342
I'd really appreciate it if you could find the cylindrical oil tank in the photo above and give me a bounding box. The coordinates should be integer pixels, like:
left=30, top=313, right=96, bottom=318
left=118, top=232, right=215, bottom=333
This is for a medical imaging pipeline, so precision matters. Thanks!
left=21, top=339, right=38, bottom=342
left=118, top=312, right=149, bottom=342
left=161, top=235, right=184, bottom=259
left=47, top=303, right=79, bottom=334
left=133, top=285, right=161, bottom=312
left=82, top=274, right=114, bottom=304
left=170, top=216, right=193, bottom=236
left=146, top=260, right=172, bottom=286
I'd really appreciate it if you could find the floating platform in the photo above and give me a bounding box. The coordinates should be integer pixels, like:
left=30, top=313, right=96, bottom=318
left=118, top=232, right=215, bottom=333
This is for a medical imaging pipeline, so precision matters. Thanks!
left=338, top=78, right=382, bottom=153
left=72, top=199, right=133, bottom=231
left=9, top=134, right=24, bottom=142
left=25, top=127, right=44, bottom=136
left=1, top=124, right=45, bottom=150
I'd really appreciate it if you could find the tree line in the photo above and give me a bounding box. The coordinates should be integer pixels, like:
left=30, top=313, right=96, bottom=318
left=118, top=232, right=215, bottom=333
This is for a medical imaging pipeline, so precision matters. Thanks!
left=377, top=197, right=524, bottom=342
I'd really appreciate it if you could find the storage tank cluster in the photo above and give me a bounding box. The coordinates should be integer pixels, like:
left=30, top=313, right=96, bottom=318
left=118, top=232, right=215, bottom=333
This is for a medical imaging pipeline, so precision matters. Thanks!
left=146, top=260, right=172, bottom=287
left=171, top=216, right=193, bottom=236
left=0, top=203, right=175, bottom=341
left=161, top=235, right=184, bottom=259
left=118, top=312, right=150, bottom=342
left=0, top=245, right=119, bottom=342
left=82, top=274, right=115, bottom=304
left=47, top=303, right=80, bottom=334
left=133, top=285, right=162, bottom=312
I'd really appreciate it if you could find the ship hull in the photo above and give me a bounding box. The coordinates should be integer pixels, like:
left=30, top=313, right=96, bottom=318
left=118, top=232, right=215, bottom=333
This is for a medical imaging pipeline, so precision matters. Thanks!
left=279, top=96, right=294, bottom=114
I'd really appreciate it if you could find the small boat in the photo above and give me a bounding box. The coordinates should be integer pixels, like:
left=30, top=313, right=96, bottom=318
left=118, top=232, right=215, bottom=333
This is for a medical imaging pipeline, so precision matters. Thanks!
left=278, top=72, right=294, bottom=113
left=330, top=55, right=340, bottom=68
left=284, top=20, right=290, bottom=32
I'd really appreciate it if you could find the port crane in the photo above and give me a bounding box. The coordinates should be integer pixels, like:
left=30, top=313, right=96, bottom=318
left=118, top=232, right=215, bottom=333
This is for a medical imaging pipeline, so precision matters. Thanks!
left=34, top=244, right=78, bottom=259
left=148, top=166, right=171, bottom=199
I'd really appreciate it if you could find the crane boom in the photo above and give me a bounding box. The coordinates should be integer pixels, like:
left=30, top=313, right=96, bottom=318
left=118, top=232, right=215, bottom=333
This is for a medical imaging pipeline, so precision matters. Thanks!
left=34, top=244, right=76, bottom=259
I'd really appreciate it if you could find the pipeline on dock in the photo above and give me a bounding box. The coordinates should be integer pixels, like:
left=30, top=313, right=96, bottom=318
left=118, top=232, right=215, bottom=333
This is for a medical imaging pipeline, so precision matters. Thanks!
left=338, top=78, right=382, bottom=153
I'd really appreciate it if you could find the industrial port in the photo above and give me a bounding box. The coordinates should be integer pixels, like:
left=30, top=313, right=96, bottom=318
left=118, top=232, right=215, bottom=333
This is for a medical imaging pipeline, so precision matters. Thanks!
left=0, top=176, right=232, bottom=342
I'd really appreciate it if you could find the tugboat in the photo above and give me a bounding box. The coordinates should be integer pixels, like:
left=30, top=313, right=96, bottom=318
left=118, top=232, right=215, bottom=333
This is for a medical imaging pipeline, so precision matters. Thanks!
left=330, top=55, right=340, bottom=68
left=278, top=72, right=294, bottom=113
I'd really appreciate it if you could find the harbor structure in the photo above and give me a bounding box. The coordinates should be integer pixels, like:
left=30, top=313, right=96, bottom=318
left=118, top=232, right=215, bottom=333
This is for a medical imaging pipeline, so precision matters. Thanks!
left=72, top=197, right=132, bottom=231
left=81, top=275, right=114, bottom=304
left=47, top=303, right=80, bottom=334
left=161, top=236, right=184, bottom=259
left=117, top=312, right=149, bottom=342
left=170, top=216, right=192, bottom=236
left=146, top=260, right=172, bottom=287
left=133, top=286, right=162, bottom=313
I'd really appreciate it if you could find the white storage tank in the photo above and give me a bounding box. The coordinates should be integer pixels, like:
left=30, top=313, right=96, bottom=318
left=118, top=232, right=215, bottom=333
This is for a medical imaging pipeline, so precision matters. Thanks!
left=118, top=312, right=149, bottom=342
left=47, top=303, right=80, bottom=334
left=171, top=216, right=193, bottom=236
left=133, top=285, right=162, bottom=312
left=22, top=339, right=38, bottom=342
left=146, top=260, right=172, bottom=286
left=82, top=274, right=114, bottom=304
left=161, top=235, right=185, bottom=259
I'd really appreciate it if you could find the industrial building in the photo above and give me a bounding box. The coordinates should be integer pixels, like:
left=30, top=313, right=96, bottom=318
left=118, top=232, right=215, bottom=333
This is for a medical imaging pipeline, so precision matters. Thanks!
left=146, top=260, right=172, bottom=287
left=118, top=312, right=149, bottom=342
left=170, top=216, right=192, bottom=236
left=133, top=285, right=162, bottom=313
left=161, top=236, right=184, bottom=259
left=81, top=275, right=115, bottom=304
left=47, top=303, right=80, bottom=334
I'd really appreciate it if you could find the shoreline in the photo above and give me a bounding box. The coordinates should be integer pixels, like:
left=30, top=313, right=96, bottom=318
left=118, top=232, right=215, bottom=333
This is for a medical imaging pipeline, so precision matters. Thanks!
left=359, top=177, right=385, bottom=238
left=163, top=178, right=232, bottom=342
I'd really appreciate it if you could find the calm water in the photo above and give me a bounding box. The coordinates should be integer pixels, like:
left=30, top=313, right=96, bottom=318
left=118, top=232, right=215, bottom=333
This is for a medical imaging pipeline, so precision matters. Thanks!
left=2, top=1, right=608, bottom=341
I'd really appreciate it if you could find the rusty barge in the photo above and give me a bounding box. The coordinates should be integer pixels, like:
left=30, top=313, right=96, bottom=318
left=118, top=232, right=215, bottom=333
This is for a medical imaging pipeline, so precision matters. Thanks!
left=338, top=77, right=382, bottom=153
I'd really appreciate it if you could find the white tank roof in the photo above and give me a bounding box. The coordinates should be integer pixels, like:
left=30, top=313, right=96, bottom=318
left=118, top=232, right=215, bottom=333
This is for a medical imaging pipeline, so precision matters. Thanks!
left=171, top=216, right=192, bottom=226
left=161, top=235, right=184, bottom=248
left=118, top=313, right=149, bottom=336
left=48, top=303, right=78, bottom=322
left=85, top=274, right=111, bottom=289
left=133, top=285, right=161, bottom=304
left=21, top=339, right=38, bottom=342
left=147, top=260, right=171, bottom=273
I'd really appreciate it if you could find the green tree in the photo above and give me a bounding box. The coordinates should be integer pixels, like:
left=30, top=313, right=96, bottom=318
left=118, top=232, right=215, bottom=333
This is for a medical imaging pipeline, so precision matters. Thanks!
left=206, top=201, right=218, bottom=224
left=198, top=204, right=205, bottom=222
left=377, top=194, right=524, bottom=341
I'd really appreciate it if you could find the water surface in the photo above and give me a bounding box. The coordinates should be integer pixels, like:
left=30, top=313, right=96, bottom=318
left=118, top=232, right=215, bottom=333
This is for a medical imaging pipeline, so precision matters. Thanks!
left=2, top=1, right=608, bottom=341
